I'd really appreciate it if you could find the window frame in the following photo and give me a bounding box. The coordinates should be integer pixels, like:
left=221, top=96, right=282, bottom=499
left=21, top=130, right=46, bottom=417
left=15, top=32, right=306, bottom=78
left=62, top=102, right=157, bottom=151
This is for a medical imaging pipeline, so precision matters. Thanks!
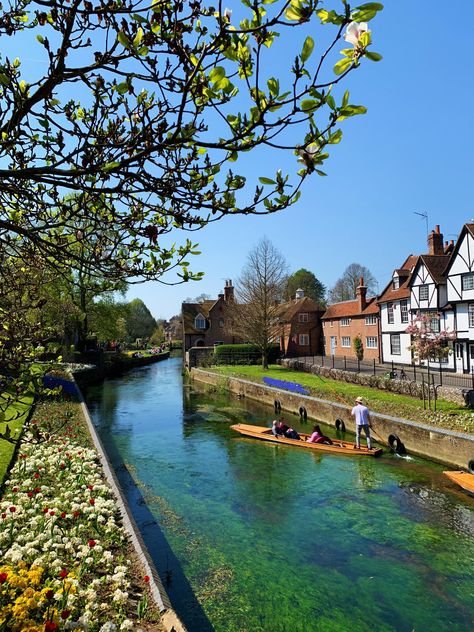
left=390, top=333, right=401, bottom=355
left=195, top=314, right=206, bottom=330
left=341, top=336, right=351, bottom=348
left=298, top=312, right=309, bottom=323
left=299, top=333, right=309, bottom=346
left=462, top=273, right=474, bottom=292
left=366, top=336, right=378, bottom=349
left=469, top=304, right=474, bottom=328
left=387, top=302, right=394, bottom=324
left=341, top=317, right=351, bottom=327
left=400, top=300, right=409, bottom=324
left=419, top=285, right=429, bottom=301
left=365, top=314, right=377, bottom=325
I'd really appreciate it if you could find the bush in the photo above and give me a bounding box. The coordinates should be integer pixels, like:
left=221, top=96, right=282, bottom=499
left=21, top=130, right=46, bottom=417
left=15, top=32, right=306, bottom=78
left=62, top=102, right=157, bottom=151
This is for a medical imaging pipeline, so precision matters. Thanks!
left=213, top=344, right=280, bottom=365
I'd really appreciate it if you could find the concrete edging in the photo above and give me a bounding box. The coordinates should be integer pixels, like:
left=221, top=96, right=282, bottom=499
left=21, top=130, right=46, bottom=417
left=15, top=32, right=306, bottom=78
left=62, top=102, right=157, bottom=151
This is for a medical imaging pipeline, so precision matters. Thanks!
left=76, top=384, right=187, bottom=632
left=191, top=368, right=474, bottom=470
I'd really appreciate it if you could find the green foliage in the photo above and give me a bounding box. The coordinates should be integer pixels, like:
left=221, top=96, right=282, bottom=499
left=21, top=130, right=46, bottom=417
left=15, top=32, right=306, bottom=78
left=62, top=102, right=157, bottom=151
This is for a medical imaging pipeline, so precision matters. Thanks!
left=353, top=334, right=364, bottom=360
left=285, top=268, right=326, bottom=303
left=124, top=299, right=157, bottom=342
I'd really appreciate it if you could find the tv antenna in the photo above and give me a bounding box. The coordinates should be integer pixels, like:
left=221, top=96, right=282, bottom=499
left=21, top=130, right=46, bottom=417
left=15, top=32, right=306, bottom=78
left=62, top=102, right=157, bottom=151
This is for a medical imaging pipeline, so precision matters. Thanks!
left=414, top=210, right=429, bottom=237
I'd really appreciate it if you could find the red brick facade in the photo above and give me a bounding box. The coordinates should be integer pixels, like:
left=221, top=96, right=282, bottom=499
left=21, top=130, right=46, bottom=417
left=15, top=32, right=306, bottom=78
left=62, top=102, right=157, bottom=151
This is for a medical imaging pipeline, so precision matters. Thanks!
left=276, top=296, right=324, bottom=356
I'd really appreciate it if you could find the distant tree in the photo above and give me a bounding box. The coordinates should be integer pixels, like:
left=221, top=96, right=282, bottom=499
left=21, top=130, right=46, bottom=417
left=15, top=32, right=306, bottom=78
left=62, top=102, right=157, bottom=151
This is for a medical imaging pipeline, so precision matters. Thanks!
left=183, top=293, right=212, bottom=303
left=149, top=320, right=165, bottom=345
left=232, top=238, right=288, bottom=369
left=88, top=297, right=128, bottom=344
left=285, top=269, right=326, bottom=303
left=328, top=263, right=377, bottom=303
left=125, top=299, right=157, bottom=342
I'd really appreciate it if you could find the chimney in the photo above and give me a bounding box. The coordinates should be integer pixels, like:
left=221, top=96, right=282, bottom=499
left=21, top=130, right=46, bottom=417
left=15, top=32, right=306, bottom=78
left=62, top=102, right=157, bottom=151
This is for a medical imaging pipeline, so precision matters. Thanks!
left=427, top=225, right=444, bottom=255
left=224, top=279, right=234, bottom=302
left=356, top=277, right=367, bottom=312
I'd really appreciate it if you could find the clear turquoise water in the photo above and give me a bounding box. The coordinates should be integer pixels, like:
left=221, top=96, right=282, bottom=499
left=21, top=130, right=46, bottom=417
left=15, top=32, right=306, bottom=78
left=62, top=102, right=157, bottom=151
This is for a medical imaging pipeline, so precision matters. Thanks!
left=85, top=358, right=474, bottom=632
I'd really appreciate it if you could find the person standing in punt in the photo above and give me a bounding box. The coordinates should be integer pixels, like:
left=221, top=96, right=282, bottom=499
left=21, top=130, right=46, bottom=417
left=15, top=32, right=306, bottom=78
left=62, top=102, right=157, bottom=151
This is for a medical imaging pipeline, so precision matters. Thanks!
left=351, top=396, right=373, bottom=450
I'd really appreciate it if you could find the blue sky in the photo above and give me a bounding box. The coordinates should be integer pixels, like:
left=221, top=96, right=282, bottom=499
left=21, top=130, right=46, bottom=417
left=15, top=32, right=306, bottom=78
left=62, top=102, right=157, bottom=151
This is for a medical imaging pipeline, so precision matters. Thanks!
left=131, top=1, right=473, bottom=318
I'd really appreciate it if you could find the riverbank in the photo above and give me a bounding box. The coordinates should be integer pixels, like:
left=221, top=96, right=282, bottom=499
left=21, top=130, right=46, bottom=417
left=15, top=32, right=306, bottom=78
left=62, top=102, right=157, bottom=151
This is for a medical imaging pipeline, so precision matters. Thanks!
left=191, top=367, right=474, bottom=470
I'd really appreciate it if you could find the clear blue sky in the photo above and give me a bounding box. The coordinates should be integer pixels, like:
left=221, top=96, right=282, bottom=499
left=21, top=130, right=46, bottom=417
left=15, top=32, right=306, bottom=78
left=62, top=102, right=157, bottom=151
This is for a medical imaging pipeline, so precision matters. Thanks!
left=112, top=3, right=474, bottom=317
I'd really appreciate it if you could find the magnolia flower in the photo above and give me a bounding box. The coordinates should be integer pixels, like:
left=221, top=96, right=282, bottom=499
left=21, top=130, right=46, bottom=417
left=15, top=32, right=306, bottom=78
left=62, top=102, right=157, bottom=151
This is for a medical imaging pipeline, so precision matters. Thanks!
left=224, top=7, right=232, bottom=21
left=297, top=143, right=319, bottom=164
left=344, top=21, right=369, bottom=47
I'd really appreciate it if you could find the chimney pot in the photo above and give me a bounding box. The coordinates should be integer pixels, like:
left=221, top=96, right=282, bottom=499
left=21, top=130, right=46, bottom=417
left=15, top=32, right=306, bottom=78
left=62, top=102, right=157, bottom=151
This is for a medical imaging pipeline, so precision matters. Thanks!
left=427, top=225, right=444, bottom=255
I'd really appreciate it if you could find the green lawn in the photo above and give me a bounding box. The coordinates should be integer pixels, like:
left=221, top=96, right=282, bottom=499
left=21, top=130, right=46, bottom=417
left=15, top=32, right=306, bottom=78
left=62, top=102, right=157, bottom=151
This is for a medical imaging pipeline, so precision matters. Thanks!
left=0, top=392, right=33, bottom=484
left=208, top=365, right=474, bottom=433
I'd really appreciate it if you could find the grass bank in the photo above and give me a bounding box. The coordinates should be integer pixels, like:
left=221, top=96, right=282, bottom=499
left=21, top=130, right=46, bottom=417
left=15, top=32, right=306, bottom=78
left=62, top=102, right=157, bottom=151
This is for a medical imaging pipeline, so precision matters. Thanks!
left=209, top=365, right=474, bottom=434
left=0, top=393, right=34, bottom=484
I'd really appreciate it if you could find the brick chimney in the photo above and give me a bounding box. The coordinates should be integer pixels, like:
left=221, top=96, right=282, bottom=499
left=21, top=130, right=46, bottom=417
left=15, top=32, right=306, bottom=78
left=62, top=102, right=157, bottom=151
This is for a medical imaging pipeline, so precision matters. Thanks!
left=224, top=279, right=234, bottom=302
left=428, top=225, right=444, bottom=255
left=356, top=277, right=367, bottom=312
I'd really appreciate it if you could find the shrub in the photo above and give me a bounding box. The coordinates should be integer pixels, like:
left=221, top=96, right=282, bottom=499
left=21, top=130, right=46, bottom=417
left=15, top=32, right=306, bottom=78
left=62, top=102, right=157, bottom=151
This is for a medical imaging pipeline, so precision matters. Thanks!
left=213, top=344, right=280, bottom=365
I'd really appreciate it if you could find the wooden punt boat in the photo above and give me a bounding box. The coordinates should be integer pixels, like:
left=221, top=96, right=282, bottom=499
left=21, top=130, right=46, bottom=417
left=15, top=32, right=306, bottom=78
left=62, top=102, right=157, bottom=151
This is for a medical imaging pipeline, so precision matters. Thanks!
left=443, top=470, right=474, bottom=494
left=230, top=424, right=383, bottom=457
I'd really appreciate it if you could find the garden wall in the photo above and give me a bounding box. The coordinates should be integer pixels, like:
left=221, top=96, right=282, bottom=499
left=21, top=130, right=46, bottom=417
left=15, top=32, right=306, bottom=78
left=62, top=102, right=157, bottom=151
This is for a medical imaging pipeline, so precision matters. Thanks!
left=191, top=368, right=474, bottom=471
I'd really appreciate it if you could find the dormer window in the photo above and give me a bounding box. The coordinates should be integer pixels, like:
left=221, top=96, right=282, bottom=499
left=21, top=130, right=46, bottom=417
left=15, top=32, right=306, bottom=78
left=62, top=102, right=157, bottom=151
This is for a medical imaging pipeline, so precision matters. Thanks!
left=392, top=276, right=400, bottom=289
left=195, top=314, right=206, bottom=329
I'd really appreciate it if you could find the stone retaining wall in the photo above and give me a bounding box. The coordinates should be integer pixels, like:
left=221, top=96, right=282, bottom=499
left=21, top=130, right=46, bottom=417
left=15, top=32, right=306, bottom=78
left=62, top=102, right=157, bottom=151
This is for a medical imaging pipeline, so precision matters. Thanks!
left=191, top=368, right=474, bottom=471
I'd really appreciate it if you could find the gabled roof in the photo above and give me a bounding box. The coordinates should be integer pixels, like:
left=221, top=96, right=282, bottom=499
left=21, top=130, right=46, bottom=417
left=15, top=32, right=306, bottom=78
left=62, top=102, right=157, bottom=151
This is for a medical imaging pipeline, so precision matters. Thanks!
left=414, top=254, right=450, bottom=285
left=277, top=296, right=324, bottom=322
left=321, top=296, right=378, bottom=319
left=181, top=299, right=217, bottom=334
left=377, top=255, right=418, bottom=303
left=442, top=223, right=474, bottom=277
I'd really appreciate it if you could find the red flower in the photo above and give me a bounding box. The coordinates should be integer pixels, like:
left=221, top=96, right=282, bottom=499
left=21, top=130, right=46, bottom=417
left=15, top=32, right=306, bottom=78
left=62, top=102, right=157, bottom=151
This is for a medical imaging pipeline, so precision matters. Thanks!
left=87, top=485, right=93, bottom=491
left=34, top=472, right=40, bottom=479
left=59, top=568, right=68, bottom=579
left=34, top=487, right=41, bottom=493
left=45, top=622, right=58, bottom=632
left=60, top=512, right=67, bottom=519
left=46, top=589, right=54, bottom=601
left=0, top=572, right=7, bottom=584
left=43, top=507, right=49, bottom=514
left=87, top=539, right=96, bottom=548
left=89, top=498, right=95, bottom=506
left=12, top=486, right=19, bottom=493
left=60, top=609, right=71, bottom=620
left=59, top=463, right=66, bottom=470
left=144, top=575, right=150, bottom=583
left=27, top=491, right=33, bottom=498
left=49, top=511, right=55, bottom=516
left=1, top=513, right=6, bottom=520
left=73, top=510, right=80, bottom=519
left=9, top=506, right=16, bottom=513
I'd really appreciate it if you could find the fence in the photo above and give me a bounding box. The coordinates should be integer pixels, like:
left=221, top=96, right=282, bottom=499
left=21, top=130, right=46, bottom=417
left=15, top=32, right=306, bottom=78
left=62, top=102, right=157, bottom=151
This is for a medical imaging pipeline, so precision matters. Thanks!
left=290, top=354, right=474, bottom=390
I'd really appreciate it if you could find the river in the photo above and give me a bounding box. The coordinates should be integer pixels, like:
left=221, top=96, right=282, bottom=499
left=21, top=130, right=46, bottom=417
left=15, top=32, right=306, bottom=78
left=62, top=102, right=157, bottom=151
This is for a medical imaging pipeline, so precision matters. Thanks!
left=85, top=357, right=474, bottom=632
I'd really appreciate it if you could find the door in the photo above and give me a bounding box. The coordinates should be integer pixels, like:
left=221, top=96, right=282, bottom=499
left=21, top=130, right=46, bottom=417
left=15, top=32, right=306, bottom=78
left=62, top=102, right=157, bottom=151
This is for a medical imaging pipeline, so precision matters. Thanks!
left=469, top=345, right=474, bottom=373
left=330, top=336, right=336, bottom=355
left=455, top=342, right=465, bottom=372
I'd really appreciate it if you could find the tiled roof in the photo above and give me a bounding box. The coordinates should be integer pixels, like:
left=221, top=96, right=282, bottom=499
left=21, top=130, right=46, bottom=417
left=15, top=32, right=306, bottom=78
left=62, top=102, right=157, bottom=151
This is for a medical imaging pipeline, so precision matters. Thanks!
left=378, top=255, right=418, bottom=303
left=321, top=296, right=378, bottom=319
left=418, top=254, right=450, bottom=285
left=182, top=299, right=216, bottom=334
left=277, top=296, right=324, bottom=321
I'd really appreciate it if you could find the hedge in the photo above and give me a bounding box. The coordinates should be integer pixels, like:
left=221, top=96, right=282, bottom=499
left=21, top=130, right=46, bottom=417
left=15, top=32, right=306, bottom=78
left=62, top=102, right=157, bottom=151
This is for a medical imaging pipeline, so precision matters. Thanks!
left=213, top=344, right=280, bottom=365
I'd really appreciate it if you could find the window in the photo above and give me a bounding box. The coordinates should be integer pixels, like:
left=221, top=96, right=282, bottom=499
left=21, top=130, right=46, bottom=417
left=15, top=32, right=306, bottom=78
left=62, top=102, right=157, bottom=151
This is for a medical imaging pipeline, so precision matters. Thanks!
left=341, top=317, right=351, bottom=326
left=195, top=315, right=206, bottom=329
left=429, top=315, right=440, bottom=333
left=387, top=302, right=394, bottom=324
left=299, top=334, right=309, bottom=346
left=469, top=304, right=474, bottom=328
left=365, top=314, right=377, bottom=325
left=419, top=285, right=429, bottom=301
left=298, top=312, right=309, bottom=323
left=400, top=300, right=409, bottom=324
left=392, top=277, right=400, bottom=289
left=330, top=320, right=333, bottom=327
left=390, top=333, right=401, bottom=355
left=463, top=273, right=474, bottom=291
left=218, top=318, right=224, bottom=328
left=366, top=336, right=378, bottom=348
left=341, top=336, right=351, bottom=347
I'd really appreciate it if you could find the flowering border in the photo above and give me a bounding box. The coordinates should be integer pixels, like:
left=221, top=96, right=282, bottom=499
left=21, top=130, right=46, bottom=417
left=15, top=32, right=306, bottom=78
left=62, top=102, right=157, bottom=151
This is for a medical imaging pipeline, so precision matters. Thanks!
left=263, top=376, right=309, bottom=396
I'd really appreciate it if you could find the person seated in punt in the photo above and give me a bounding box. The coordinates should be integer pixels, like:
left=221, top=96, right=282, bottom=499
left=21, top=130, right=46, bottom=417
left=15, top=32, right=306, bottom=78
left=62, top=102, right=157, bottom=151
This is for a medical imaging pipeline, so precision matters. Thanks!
left=306, top=424, right=333, bottom=445
left=272, top=420, right=289, bottom=437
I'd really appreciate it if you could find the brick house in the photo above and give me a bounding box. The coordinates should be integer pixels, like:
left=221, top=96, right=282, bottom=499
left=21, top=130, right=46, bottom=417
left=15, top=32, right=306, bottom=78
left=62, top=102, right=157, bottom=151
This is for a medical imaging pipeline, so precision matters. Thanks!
left=321, top=278, right=380, bottom=360
left=182, top=280, right=241, bottom=352
left=275, top=289, right=324, bottom=356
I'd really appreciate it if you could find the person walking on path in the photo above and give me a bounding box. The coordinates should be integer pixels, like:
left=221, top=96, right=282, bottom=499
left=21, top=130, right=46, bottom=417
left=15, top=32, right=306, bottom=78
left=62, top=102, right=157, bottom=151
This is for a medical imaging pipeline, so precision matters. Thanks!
left=351, top=396, right=372, bottom=450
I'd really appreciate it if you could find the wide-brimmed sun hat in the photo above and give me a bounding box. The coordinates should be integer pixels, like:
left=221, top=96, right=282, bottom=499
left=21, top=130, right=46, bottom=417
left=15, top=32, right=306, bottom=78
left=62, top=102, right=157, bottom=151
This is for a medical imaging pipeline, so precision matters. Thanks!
left=355, top=396, right=364, bottom=403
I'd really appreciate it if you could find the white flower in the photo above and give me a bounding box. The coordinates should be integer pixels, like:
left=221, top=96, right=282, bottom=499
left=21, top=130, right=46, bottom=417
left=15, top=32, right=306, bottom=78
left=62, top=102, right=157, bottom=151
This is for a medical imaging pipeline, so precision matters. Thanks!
left=298, top=143, right=319, bottom=164
left=120, top=621, right=133, bottom=631
left=99, top=623, right=117, bottom=632
left=344, top=21, right=369, bottom=47
left=224, top=7, right=232, bottom=21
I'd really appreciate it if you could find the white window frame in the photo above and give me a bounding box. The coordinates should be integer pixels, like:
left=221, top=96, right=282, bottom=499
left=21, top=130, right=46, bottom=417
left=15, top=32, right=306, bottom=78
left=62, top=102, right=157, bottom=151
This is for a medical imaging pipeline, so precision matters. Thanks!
left=390, top=333, right=401, bottom=355
left=392, top=277, right=400, bottom=289
left=429, top=315, right=440, bottom=333
left=419, top=285, right=429, bottom=301
left=366, top=336, right=378, bottom=348
left=400, top=300, right=409, bottom=324
left=387, top=302, right=394, bottom=324
left=341, top=317, right=351, bottom=327
left=365, top=314, right=377, bottom=325
left=469, top=304, right=474, bottom=328
left=299, top=333, right=309, bottom=346
left=341, top=336, right=351, bottom=348
left=195, top=314, right=206, bottom=329
left=462, top=273, right=474, bottom=291
left=218, top=318, right=224, bottom=328
left=298, top=313, right=309, bottom=323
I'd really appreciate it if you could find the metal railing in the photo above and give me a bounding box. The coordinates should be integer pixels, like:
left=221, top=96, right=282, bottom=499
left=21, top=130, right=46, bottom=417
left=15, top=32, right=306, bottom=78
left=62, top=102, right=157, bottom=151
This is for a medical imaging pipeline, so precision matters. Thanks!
left=288, top=354, right=474, bottom=390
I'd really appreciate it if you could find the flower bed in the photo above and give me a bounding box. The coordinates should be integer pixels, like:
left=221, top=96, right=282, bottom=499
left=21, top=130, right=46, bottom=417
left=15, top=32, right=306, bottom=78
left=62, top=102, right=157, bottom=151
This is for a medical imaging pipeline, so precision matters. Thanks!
left=0, top=400, right=161, bottom=631
left=262, top=376, right=309, bottom=395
